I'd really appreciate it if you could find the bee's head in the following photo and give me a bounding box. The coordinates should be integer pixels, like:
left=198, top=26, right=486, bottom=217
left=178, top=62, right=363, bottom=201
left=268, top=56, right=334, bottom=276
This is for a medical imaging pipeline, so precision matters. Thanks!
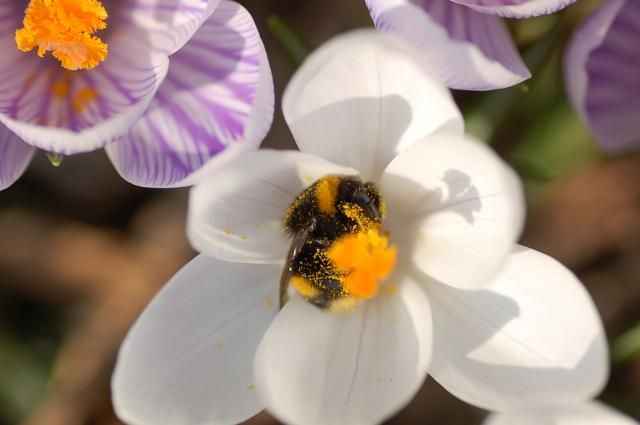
left=338, top=177, right=384, bottom=223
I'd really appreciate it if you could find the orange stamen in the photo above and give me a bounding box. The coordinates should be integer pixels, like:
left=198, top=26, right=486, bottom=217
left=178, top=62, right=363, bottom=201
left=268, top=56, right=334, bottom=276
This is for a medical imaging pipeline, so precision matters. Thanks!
left=16, top=0, right=109, bottom=70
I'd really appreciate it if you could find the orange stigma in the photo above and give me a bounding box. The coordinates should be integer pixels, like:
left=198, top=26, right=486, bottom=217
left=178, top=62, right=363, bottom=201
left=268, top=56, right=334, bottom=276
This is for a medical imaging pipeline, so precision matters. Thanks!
left=327, top=227, right=397, bottom=299
left=15, top=0, right=109, bottom=70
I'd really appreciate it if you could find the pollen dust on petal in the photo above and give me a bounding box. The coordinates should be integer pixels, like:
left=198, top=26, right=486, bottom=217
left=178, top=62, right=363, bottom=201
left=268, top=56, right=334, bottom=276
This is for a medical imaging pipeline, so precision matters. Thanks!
left=326, top=227, right=397, bottom=299
left=16, top=0, right=109, bottom=70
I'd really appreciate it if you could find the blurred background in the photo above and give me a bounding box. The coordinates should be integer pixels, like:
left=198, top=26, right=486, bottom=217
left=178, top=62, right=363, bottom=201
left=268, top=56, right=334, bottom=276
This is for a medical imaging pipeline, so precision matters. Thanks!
left=1, top=0, right=639, bottom=424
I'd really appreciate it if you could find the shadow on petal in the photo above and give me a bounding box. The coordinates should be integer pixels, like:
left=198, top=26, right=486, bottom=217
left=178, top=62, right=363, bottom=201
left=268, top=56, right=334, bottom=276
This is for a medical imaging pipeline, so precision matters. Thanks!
left=424, top=256, right=608, bottom=410
left=382, top=171, right=487, bottom=278
left=289, top=94, right=414, bottom=181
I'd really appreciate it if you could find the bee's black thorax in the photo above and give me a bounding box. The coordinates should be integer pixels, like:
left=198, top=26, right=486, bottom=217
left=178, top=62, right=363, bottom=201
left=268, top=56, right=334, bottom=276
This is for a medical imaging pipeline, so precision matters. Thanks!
left=284, top=175, right=382, bottom=236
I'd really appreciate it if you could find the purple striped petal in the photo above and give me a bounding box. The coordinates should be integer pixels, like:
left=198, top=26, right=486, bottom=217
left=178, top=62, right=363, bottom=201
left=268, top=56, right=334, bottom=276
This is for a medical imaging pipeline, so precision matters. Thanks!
left=106, top=0, right=274, bottom=188
left=118, top=0, right=220, bottom=55
left=0, top=125, right=34, bottom=190
left=450, top=0, right=577, bottom=18
left=0, top=4, right=169, bottom=155
left=367, top=0, right=530, bottom=90
left=564, top=0, right=640, bottom=153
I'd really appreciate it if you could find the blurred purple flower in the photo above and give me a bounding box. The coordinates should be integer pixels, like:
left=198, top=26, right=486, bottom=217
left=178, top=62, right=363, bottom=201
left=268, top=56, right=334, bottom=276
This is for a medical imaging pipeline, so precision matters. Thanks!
left=0, top=0, right=274, bottom=190
left=564, top=0, right=639, bottom=154
left=366, top=0, right=577, bottom=90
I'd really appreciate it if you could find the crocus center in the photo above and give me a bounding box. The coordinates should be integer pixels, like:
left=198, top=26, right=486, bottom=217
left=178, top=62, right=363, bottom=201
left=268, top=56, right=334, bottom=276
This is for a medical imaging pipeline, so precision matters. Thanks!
left=15, top=0, right=109, bottom=70
left=282, top=175, right=397, bottom=312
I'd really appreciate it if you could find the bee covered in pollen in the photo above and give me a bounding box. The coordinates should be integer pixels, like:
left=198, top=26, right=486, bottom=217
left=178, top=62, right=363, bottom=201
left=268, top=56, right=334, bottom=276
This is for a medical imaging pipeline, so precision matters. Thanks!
left=281, top=175, right=397, bottom=312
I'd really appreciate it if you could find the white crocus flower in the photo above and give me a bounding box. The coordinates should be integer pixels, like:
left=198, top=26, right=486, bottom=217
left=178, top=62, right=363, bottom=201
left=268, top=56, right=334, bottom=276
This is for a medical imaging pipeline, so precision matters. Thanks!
left=112, top=30, right=608, bottom=425
left=484, top=402, right=639, bottom=425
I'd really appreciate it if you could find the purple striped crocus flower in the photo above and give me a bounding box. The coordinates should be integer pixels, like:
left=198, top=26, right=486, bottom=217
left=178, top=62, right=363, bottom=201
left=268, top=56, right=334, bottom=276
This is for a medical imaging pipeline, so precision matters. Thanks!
left=366, top=0, right=577, bottom=90
left=0, top=0, right=274, bottom=190
left=564, top=0, right=639, bottom=154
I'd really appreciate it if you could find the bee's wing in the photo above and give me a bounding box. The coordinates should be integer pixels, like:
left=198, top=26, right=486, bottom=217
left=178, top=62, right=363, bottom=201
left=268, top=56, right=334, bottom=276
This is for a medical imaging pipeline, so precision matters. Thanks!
left=279, top=220, right=315, bottom=309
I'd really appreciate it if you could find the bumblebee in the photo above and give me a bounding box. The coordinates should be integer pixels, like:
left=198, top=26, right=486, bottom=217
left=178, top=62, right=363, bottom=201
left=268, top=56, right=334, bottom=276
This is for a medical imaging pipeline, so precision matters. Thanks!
left=280, top=175, right=396, bottom=311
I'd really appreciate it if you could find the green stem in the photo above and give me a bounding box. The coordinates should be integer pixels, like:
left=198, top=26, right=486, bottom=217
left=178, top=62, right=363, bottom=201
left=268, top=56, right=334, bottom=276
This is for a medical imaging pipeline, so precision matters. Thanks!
left=612, top=321, right=640, bottom=365
left=267, top=15, right=311, bottom=67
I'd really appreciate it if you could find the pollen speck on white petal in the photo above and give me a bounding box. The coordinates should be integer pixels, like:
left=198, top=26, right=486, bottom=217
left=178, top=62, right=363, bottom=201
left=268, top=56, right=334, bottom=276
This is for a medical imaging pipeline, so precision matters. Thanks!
left=264, top=298, right=274, bottom=309
left=382, top=284, right=398, bottom=296
left=224, top=221, right=234, bottom=236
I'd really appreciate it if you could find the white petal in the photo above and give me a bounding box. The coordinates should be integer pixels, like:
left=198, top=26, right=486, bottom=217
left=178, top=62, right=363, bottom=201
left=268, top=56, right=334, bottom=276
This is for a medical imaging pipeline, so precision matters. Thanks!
left=254, top=277, right=432, bottom=425
left=381, top=132, right=524, bottom=289
left=367, top=0, right=531, bottom=90
left=188, top=150, right=355, bottom=264
left=112, top=255, right=280, bottom=425
left=426, top=246, right=608, bottom=411
left=282, top=29, right=462, bottom=181
left=484, top=402, right=639, bottom=425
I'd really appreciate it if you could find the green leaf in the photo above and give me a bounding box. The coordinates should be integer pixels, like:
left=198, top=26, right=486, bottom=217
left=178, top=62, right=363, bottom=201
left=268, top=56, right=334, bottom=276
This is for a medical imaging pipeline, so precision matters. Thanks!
left=0, top=328, right=55, bottom=423
left=509, top=101, right=599, bottom=181
left=612, top=321, right=640, bottom=365
left=267, top=15, right=311, bottom=67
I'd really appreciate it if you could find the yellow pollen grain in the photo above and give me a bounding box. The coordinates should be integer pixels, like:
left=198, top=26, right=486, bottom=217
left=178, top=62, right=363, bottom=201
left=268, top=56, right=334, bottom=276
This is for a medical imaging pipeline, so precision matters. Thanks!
left=341, top=203, right=372, bottom=231
left=16, top=0, right=109, bottom=71
left=248, top=384, right=255, bottom=391
left=378, top=200, right=387, bottom=218
left=315, top=176, right=340, bottom=215
left=326, top=228, right=397, bottom=300
left=382, top=284, right=398, bottom=295
left=264, top=297, right=274, bottom=309
left=215, top=342, right=224, bottom=350
left=224, top=221, right=234, bottom=236
left=290, top=276, right=318, bottom=299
